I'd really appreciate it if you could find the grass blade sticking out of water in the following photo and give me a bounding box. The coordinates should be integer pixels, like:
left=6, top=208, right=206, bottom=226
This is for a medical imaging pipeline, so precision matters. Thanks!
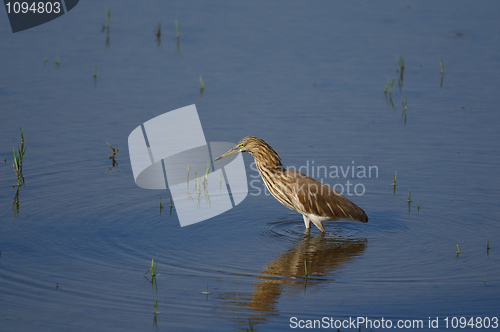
left=144, top=255, right=159, bottom=278
left=439, top=58, right=445, bottom=88
left=156, top=23, right=161, bottom=39
left=12, top=127, right=26, bottom=186
left=487, top=239, right=490, bottom=256
left=185, top=165, right=191, bottom=189
left=105, top=6, right=110, bottom=30
left=152, top=255, right=158, bottom=277
left=12, top=147, right=20, bottom=183
left=175, top=20, right=180, bottom=39
left=93, top=65, right=97, bottom=79
left=204, top=161, right=211, bottom=182
left=396, top=55, right=405, bottom=77
left=199, top=75, right=205, bottom=100
left=199, top=75, right=204, bottom=92
left=155, top=23, right=161, bottom=46
left=384, top=78, right=395, bottom=95
left=396, top=55, right=404, bottom=91
left=153, top=294, right=158, bottom=314
left=55, top=56, right=60, bottom=68
left=175, top=20, right=181, bottom=52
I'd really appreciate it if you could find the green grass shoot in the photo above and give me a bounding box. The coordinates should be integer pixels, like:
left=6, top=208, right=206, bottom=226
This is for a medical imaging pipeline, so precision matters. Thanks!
left=156, top=23, right=161, bottom=39
left=55, top=56, right=60, bottom=67
left=487, top=239, right=490, bottom=251
left=143, top=255, right=159, bottom=277
left=456, top=243, right=460, bottom=254
left=151, top=255, right=158, bottom=277
left=154, top=294, right=158, bottom=313
left=396, top=55, right=405, bottom=75
left=407, top=188, right=411, bottom=202
left=185, top=165, right=191, bottom=188
left=440, top=58, right=444, bottom=75
left=12, top=127, right=26, bottom=186
left=199, top=75, right=204, bottom=92
left=417, top=202, right=420, bottom=212
left=402, top=94, right=407, bottom=111
left=93, top=65, right=97, bottom=79
left=204, top=161, right=211, bottom=182
left=175, top=20, right=180, bottom=38
left=393, top=171, right=397, bottom=186
left=384, top=78, right=395, bottom=94
left=12, top=147, right=22, bottom=184
left=159, top=197, right=163, bottom=213
left=105, top=6, right=110, bottom=29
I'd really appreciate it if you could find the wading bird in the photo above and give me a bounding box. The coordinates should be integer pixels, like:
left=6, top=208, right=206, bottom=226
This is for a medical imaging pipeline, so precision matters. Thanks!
left=215, top=136, right=368, bottom=232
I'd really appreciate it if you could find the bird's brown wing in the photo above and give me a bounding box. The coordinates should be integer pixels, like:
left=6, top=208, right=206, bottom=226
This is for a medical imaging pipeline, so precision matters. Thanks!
left=284, top=169, right=368, bottom=223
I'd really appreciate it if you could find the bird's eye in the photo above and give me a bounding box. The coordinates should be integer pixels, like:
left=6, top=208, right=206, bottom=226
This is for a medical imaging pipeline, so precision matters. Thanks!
left=238, top=143, right=245, bottom=148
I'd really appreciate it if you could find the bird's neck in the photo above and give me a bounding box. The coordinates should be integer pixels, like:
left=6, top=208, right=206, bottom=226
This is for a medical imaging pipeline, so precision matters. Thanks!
left=251, top=146, right=284, bottom=174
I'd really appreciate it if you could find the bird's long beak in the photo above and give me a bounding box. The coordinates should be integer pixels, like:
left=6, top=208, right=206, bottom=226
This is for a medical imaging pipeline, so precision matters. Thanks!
left=214, top=145, right=241, bottom=161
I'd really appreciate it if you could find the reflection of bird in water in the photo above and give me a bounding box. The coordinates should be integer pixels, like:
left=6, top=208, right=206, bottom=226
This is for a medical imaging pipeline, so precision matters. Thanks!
left=249, top=233, right=367, bottom=313
left=215, top=136, right=368, bottom=232
left=219, top=233, right=367, bottom=327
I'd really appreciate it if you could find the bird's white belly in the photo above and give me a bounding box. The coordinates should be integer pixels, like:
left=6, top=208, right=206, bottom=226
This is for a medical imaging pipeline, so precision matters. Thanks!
left=304, top=214, right=333, bottom=223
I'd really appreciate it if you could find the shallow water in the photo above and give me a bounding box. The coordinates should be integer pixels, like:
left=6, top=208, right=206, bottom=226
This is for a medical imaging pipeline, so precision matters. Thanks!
left=1, top=1, right=500, bottom=331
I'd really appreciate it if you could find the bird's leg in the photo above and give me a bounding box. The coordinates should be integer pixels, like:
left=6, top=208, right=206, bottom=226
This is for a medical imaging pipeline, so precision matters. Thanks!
left=311, top=219, right=326, bottom=233
left=303, top=215, right=311, bottom=229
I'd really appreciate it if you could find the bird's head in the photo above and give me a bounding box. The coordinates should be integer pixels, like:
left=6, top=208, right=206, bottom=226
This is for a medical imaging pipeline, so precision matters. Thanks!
left=214, top=136, right=268, bottom=161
